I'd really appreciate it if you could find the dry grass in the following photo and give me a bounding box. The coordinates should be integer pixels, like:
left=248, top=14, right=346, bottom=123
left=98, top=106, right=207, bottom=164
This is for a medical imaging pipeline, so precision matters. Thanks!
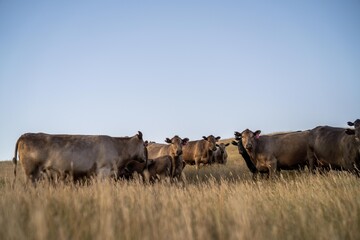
left=1, top=141, right=360, bottom=240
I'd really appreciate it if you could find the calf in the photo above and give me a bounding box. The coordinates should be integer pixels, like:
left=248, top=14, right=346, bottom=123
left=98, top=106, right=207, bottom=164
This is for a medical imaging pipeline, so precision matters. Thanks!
left=212, top=143, right=230, bottom=164
left=120, top=155, right=173, bottom=182
left=147, top=135, right=188, bottom=179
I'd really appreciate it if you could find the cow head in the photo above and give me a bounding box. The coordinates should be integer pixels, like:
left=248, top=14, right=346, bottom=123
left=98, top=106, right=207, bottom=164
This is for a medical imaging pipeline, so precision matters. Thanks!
left=131, top=131, right=147, bottom=163
left=165, top=135, right=189, bottom=157
left=215, top=142, right=229, bottom=164
left=216, top=143, right=229, bottom=155
left=240, top=129, right=261, bottom=153
left=203, top=135, right=221, bottom=151
left=346, top=119, right=360, bottom=143
left=232, top=131, right=258, bottom=173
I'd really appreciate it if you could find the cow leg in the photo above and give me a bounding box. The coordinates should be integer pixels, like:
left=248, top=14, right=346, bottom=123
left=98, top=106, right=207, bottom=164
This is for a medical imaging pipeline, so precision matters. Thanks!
left=29, top=167, right=43, bottom=187
left=307, top=147, right=317, bottom=174
left=97, top=167, right=111, bottom=180
left=268, top=158, right=277, bottom=179
left=195, top=158, right=201, bottom=173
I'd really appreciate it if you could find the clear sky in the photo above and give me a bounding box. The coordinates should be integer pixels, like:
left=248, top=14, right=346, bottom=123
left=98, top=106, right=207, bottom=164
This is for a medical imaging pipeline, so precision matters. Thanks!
left=0, top=0, right=359, bottom=160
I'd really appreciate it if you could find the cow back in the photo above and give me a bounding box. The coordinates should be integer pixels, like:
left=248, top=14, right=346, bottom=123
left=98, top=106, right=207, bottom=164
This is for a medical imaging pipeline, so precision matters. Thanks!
left=308, top=126, right=359, bottom=169
left=147, top=143, right=170, bottom=159
left=182, top=140, right=206, bottom=163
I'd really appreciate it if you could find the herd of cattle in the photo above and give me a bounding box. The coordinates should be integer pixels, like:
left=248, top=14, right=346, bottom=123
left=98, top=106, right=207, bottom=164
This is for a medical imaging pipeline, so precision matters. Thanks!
left=11, top=119, right=360, bottom=184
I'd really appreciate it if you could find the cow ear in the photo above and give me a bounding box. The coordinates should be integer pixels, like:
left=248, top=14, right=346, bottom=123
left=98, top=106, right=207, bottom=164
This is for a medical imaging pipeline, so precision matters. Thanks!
left=216, top=144, right=220, bottom=147
left=235, top=136, right=242, bottom=141
left=231, top=141, right=238, bottom=146
left=144, top=141, right=149, bottom=147
left=202, top=136, right=208, bottom=140
left=345, top=129, right=355, bottom=135
left=348, top=121, right=355, bottom=127
left=137, top=131, right=143, bottom=140
left=234, top=131, right=241, bottom=137
left=225, top=143, right=230, bottom=147
left=165, top=138, right=172, bottom=143
left=255, top=130, right=261, bottom=139
left=182, top=138, right=189, bottom=145
left=216, top=136, right=221, bottom=141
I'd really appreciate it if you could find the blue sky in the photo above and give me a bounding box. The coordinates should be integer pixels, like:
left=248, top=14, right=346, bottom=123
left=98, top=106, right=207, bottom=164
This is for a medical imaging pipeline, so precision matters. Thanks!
left=0, top=1, right=359, bottom=160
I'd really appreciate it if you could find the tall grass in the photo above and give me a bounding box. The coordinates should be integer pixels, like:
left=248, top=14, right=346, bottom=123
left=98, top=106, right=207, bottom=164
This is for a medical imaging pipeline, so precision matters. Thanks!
left=1, top=142, right=359, bottom=240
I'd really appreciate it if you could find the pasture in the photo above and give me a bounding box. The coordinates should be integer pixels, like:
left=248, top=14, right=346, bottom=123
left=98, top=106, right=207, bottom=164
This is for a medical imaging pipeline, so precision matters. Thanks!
left=1, top=140, right=359, bottom=240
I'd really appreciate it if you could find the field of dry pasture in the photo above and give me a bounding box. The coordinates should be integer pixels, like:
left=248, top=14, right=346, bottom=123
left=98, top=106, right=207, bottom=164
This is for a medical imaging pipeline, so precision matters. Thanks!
left=1, top=139, right=360, bottom=240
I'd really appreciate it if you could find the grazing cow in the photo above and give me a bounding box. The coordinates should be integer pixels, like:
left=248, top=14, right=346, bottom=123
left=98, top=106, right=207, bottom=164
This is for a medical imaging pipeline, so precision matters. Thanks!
left=120, top=153, right=187, bottom=182
left=212, top=143, right=230, bottom=164
left=119, top=155, right=173, bottom=182
left=182, top=135, right=221, bottom=170
left=12, top=131, right=147, bottom=184
left=238, top=129, right=309, bottom=178
left=307, top=120, right=360, bottom=174
left=147, top=135, right=189, bottom=179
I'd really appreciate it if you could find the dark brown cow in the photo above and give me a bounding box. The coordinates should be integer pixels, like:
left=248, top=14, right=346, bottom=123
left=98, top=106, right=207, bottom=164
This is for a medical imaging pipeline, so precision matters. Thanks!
left=147, top=135, right=189, bottom=179
left=239, top=129, right=309, bottom=178
left=307, top=120, right=360, bottom=174
left=119, top=155, right=173, bottom=182
left=182, top=135, right=221, bottom=170
left=212, top=143, right=230, bottom=164
left=12, top=131, right=147, bottom=184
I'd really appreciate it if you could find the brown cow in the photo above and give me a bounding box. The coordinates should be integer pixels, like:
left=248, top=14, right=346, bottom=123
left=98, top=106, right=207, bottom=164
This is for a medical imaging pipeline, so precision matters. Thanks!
left=307, top=120, right=360, bottom=174
left=239, top=129, right=309, bottom=178
left=212, top=143, right=230, bottom=164
left=147, top=135, right=189, bottom=179
left=120, top=155, right=173, bottom=182
left=182, top=135, right=221, bottom=170
left=12, top=131, right=147, bottom=184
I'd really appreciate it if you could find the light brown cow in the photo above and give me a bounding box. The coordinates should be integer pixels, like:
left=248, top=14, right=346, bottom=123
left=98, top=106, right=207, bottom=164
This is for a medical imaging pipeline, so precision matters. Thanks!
left=182, top=135, right=221, bottom=170
left=120, top=155, right=173, bottom=182
left=212, top=143, right=230, bottom=164
left=147, top=135, right=189, bottom=179
left=12, top=131, right=147, bottom=184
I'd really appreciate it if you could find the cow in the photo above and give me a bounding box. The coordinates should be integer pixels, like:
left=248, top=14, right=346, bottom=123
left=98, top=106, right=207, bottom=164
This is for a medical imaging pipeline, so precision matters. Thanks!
left=12, top=131, right=147, bottom=185
left=238, top=129, right=310, bottom=178
left=120, top=156, right=188, bottom=182
left=212, top=143, right=230, bottom=164
left=119, top=155, right=173, bottom=182
left=147, top=135, right=189, bottom=180
left=182, top=135, right=221, bottom=170
left=307, top=120, right=360, bottom=175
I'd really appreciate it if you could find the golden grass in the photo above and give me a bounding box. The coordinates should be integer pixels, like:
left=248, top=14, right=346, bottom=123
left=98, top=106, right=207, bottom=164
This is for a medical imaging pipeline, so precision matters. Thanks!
left=1, top=141, right=360, bottom=240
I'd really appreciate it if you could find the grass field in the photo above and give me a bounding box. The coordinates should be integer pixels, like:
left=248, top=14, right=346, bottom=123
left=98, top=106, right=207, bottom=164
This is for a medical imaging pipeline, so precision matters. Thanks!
left=1, top=140, right=360, bottom=240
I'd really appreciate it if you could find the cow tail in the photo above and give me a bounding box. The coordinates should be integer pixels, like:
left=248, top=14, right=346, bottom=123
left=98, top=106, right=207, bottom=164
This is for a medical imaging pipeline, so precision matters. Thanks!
left=12, top=137, right=20, bottom=188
